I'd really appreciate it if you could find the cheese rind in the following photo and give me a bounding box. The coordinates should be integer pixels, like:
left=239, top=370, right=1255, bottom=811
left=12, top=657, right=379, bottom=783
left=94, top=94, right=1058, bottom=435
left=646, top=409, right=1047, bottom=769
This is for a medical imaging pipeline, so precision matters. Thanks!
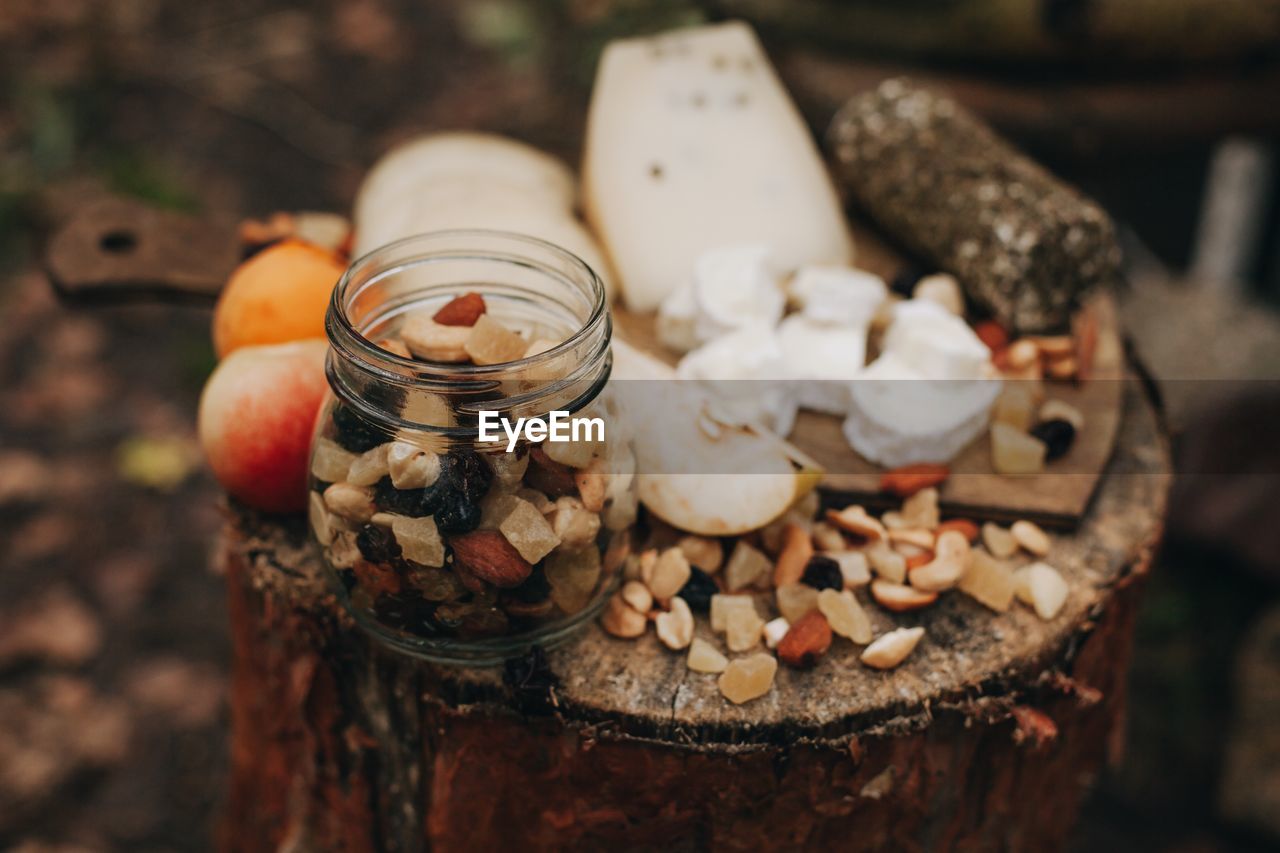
left=583, top=22, right=854, bottom=311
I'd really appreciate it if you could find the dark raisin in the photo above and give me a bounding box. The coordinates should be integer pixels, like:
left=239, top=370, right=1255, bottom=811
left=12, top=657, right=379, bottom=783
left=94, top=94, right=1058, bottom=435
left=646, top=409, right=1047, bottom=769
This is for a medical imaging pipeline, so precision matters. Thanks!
left=356, top=524, right=402, bottom=563
left=801, top=555, right=844, bottom=591
left=889, top=265, right=924, bottom=299
left=335, top=568, right=358, bottom=593
left=332, top=403, right=385, bottom=453
left=373, top=591, right=444, bottom=637
left=443, top=450, right=492, bottom=502
left=435, top=491, right=481, bottom=535
left=372, top=476, right=447, bottom=518
left=508, top=567, right=551, bottom=604
left=1030, top=419, right=1076, bottom=461
left=678, top=566, right=719, bottom=613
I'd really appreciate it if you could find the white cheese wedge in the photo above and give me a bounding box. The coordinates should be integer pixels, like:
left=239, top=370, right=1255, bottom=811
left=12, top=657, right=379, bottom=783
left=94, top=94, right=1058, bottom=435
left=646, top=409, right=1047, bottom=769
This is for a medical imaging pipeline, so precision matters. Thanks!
left=677, top=321, right=798, bottom=436
left=776, top=315, right=867, bottom=415
left=843, top=352, right=1001, bottom=468
left=883, top=299, right=993, bottom=381
left=582, top=21, right=854, bottom=310
left=790, top=266, right=887, bottom=326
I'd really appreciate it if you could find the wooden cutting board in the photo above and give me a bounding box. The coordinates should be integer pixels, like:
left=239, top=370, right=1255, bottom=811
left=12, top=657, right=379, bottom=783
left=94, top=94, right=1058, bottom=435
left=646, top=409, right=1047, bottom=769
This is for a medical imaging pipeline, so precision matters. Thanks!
left=46, top=197, right=1124, bottom=528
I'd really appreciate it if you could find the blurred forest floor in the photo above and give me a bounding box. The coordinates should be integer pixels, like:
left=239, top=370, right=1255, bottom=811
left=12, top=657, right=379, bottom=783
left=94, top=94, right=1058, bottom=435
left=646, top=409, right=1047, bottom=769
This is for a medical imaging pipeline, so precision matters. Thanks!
left=1, top=1, right=1277, bottom=850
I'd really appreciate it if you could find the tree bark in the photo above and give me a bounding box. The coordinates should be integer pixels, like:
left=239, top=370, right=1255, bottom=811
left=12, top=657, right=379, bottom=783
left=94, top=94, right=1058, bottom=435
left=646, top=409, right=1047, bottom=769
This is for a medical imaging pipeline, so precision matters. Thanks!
left=221, top=382, right=1169, bottom=852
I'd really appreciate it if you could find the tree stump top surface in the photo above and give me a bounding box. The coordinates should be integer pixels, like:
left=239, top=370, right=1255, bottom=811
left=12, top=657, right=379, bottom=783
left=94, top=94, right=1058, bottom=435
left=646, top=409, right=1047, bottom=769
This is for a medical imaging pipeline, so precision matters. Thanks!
left=232, top=381, right=1169, bottom=748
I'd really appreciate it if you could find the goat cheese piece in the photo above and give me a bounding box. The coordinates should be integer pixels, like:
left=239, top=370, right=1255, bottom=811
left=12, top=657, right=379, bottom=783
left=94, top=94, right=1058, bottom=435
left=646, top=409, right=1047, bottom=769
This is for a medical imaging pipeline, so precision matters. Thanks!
left=656, top=283, right=700, bottom=353
left=883, top=300, right=993, bottom=381
left=790, top=266, right=887, bottom=326
left=677, top=321, right=798, bottom=436
left=776, top=315, right=867, bottom=415
left=692, top=245, right=785, bottom=342
left=582, top=22, right=854, bottom=310
left=843, top=352, right=1000, bottom=468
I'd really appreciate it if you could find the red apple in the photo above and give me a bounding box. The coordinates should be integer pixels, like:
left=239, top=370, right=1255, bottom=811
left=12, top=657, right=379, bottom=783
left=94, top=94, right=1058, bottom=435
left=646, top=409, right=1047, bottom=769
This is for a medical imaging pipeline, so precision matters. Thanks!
left=198, top=339, right=329, bottom=513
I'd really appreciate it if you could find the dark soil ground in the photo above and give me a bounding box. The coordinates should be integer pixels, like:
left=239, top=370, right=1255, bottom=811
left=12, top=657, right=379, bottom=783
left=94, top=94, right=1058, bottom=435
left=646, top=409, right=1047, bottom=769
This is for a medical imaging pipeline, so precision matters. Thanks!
left=1, top=2, right=1278, bottom=850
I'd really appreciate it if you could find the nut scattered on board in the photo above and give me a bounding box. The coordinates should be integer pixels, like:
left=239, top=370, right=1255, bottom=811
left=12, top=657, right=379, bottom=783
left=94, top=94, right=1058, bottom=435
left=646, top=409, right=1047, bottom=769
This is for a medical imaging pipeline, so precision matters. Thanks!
left=655, top=596, right=694, bottom=650
left=861, top=627, right=925, bottom=670
left=602, top=593, right=647, bottom=638
left=871, top=580, right=938, bottom=612
left=772, top=523, right=814, bottom=587
left=602, top=483, right=1079, bottom=703
left=982, top=522, right=1019, bottom=559
left=1011, top=520, right=1051, bottom=557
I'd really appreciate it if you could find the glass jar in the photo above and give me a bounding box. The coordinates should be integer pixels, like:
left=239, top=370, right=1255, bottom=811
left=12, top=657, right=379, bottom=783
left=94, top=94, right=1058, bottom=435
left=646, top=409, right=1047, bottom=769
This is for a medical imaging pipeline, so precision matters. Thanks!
left=307, top=230, right=636, bottom=665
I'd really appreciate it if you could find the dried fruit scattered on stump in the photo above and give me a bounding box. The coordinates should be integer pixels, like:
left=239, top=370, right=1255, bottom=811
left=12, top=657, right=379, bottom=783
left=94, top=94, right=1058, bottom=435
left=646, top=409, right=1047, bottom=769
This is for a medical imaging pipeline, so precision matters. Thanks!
left=800, top=555, right=843, bottom=591
left=718, top=653, right=777, bottom=704
left=777, top=610, right=832, bottom=668
left=678, top=566, right=719, bottom=613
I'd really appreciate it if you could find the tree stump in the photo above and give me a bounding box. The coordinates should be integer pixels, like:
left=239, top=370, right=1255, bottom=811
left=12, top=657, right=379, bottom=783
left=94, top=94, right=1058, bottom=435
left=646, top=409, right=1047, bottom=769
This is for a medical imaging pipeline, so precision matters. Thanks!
left=221, top=382, right=1169, bottom=852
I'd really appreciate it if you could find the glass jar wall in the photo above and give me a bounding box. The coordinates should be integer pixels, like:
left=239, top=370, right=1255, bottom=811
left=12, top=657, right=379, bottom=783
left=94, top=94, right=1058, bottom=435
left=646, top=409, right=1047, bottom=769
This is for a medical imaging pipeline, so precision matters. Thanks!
left=307, top=231, right=634, bottom=665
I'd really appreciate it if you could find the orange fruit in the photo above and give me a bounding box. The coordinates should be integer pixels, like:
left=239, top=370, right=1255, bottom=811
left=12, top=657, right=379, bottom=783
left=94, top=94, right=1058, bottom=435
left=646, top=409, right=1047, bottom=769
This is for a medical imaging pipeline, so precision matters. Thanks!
left=213, top=240, right=345, bottom=357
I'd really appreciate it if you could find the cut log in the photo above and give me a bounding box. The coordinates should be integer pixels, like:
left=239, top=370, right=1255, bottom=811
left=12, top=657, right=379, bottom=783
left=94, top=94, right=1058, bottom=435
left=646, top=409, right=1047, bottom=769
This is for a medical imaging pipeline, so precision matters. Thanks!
left=220, top=379, right=1168, bottom=851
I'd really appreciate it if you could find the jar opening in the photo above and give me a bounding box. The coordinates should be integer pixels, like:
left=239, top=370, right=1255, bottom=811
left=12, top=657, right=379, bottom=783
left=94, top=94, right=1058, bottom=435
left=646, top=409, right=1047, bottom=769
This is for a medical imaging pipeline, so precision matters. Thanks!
left=324, top=230, right=612, bottom=439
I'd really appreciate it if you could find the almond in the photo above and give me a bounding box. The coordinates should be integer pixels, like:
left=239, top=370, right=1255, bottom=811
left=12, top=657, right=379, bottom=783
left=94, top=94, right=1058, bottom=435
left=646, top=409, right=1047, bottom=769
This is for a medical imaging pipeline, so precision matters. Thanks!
left=936, top=518, right=980, bottom=543
left=879, top=463, right=949, bottom=498
left=870, top=580, right=938, bottom=612
left=526, top=446, right=577, bottom=497
left=776, top=610, right=833, bottom=668
left=448, top=529, right=532, bottom=588
left=772, top=522, right=813, bottom=587
left=433, top=292, right=487, bottom=326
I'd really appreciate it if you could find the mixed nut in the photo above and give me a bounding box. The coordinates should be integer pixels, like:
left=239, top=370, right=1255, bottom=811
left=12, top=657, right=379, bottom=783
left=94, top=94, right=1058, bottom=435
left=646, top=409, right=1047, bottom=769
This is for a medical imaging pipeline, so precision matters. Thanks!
left=601, top=472, right=1071, bottom=705
left=308, top=293, right=636, bottom=643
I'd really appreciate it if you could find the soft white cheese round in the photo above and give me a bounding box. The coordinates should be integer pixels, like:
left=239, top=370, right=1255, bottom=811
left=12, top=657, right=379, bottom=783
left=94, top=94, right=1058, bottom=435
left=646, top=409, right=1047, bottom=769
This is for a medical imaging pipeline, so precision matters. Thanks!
left=677, top=321, right=797, bottom=436
left=842, top=352, right=1001, bottom=467
left=790, top=266, right=887, bottom=326
left=691, top=246, right=786, bottom=342
left=883, top=299, right=993, bottom=381
left=776, top=315, right=867, bottom=415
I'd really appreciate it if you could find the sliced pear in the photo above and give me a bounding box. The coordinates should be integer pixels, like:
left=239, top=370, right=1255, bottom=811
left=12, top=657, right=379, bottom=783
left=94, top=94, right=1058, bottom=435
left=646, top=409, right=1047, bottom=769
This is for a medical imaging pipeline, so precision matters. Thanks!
left=610, top=339, right=820, bottom=536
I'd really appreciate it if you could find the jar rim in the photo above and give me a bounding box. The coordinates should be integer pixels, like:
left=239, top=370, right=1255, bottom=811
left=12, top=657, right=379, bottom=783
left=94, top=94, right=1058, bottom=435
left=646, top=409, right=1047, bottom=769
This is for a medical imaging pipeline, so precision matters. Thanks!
left=327, top=228, right=609, bottom=382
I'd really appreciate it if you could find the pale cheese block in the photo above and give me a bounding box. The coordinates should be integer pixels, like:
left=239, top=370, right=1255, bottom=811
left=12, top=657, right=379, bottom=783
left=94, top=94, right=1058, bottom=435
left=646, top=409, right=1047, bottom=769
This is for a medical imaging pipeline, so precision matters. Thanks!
left=582, top=21, right=854, bottom=311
